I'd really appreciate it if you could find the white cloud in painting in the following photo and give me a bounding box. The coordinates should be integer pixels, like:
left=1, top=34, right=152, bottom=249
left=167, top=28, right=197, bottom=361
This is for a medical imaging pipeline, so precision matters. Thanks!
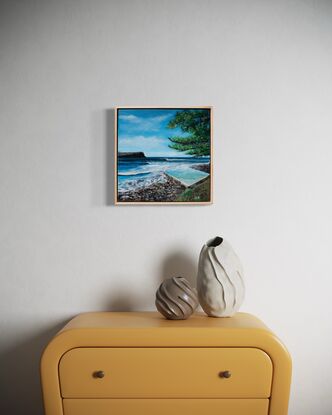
left=119, top=113, right=172, bottom=131
left=119, top=114, right=141, bottom=123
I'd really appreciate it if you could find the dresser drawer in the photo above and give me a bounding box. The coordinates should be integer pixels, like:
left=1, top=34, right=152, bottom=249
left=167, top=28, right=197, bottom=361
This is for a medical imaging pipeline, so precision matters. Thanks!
left=59, top=347, right=272, bottom=398
left=63, top=398, right=269, bottom=415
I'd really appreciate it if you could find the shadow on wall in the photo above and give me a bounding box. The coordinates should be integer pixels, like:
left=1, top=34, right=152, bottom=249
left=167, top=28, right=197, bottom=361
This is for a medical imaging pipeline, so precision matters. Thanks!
left=158, top=249, right=198, bottom=288
left=102, top=286, right=142, bottom=311
left=105, top=108, right=116, bottom=205
left=99, top=249, right=199, bottom=313
left=0, top=320, right=70, bottom=415
left=90, top=108, right=115, bottom=206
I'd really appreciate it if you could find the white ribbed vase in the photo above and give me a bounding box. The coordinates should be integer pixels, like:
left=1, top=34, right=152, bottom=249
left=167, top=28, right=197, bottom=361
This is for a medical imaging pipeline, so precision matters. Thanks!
left=197, top=236, right=245, bottom=317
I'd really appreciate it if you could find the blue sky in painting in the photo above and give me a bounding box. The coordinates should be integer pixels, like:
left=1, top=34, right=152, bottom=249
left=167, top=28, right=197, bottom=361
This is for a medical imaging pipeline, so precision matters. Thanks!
left=118, top=108, right=189, bottom=157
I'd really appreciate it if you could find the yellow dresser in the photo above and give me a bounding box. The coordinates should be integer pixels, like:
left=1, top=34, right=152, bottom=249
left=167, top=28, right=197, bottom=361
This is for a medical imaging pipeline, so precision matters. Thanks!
left=41, top=312, right=292, bottom=415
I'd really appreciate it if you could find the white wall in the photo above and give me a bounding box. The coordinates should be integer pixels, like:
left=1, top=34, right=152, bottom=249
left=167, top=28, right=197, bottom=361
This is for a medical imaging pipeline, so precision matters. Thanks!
left=1, top=0, right=331, bottom=413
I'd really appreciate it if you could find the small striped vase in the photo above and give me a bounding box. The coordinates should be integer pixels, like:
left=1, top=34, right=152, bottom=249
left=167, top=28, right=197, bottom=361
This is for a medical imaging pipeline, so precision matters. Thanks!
left=155, top=276, right=198, bottom=320
left=197, top=236, right=245, bottom=317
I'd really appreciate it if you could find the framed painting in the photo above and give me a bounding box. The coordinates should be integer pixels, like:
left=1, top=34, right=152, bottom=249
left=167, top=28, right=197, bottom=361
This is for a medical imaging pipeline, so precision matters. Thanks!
left=115, top=107, right=213, bottom=205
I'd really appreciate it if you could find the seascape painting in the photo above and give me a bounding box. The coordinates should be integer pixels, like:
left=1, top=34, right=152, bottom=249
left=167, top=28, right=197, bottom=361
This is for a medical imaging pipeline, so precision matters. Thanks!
left=115, top=107, right=212, bottom=204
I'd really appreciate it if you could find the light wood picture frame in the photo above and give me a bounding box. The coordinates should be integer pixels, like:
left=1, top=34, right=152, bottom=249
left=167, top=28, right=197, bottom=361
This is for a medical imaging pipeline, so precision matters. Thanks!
left=115, top=107, right=213, bottom=205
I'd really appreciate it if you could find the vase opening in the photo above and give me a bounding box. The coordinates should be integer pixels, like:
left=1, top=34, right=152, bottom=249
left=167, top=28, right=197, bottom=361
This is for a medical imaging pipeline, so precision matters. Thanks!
left=207, top=236, right=223, bottom=247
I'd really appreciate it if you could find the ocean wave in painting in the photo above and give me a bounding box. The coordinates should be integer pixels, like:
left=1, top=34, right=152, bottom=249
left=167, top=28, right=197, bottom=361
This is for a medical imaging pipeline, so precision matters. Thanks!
left=118, top=172, right=168, bottom=193
left=117, top=157, right=210, bottom=193
left=118, top=171, right=151, bottom=177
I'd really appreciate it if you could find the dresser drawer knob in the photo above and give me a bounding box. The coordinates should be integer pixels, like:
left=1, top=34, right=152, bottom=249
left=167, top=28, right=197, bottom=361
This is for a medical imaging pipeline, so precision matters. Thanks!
left=93, top=370, right=105, bottom=379
left=219, top=370, right=231, bottom=379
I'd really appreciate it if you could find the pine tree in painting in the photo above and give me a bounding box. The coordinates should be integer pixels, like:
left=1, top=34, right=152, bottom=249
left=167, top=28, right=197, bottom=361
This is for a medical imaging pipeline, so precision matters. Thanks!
left=167, top=110, right=210, bottom=156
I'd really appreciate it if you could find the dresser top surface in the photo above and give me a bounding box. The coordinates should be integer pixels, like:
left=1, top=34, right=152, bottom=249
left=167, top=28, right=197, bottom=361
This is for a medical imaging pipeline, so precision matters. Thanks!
left=60, top=311, right=269, bottom=333
left=42, top=311, right=290, bottom=365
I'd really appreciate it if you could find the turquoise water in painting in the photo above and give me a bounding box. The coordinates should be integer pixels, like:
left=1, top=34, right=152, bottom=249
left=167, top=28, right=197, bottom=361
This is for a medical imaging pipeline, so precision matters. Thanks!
left=166, top=168, right=208, bottom=186
left=118, top=156, right=210, bottom=192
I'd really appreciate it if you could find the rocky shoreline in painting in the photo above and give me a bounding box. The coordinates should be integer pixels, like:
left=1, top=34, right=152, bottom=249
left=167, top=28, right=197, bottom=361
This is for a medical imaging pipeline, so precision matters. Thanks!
left=118, top=162, right=211, bottom=203
left=118, top=173, right=186, bottom=202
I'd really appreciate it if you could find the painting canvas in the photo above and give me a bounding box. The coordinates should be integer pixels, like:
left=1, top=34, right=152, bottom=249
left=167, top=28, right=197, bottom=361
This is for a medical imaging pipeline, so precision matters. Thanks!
left=115, top=107, right=212, bottom=204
